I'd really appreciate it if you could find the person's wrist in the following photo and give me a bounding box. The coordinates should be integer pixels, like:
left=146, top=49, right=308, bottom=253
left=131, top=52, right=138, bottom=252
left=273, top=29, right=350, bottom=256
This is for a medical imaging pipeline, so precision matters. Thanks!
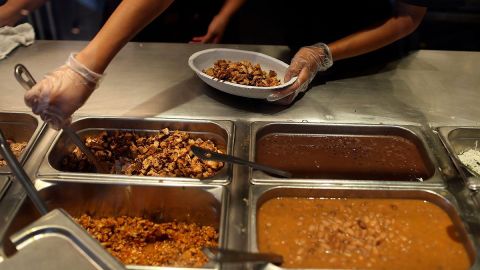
left=75, top=49, right=108, bottom=74
left=66, top=53, right=104, bottom=87
left=214, top=12, right=230, bottom=25
left=310, top=42, right=333, bottom=71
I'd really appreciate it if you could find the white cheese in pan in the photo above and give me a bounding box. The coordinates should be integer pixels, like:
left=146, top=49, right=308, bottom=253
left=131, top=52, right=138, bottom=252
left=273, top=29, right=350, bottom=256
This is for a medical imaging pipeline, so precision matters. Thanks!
left=458, top=149, right=480, bottom=175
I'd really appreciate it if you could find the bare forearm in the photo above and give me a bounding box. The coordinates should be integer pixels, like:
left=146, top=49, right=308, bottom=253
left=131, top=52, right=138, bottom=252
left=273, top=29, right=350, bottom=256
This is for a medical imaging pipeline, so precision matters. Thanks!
left=2, top=0, right=48, bottom=12
left=329, top=2, right=426, bottom=61
left=77, top=0, right=174, bottom=73
left=0, top=0, right=48, bottom=26
left=217, top=0, right=246, bottom=20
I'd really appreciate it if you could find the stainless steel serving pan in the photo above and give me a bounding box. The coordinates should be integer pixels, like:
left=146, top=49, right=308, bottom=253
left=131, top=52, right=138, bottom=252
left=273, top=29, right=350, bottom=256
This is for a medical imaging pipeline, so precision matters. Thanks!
left=437, top=127, right=480, bottom=190
left=250, top=122, right=448, bottom=186
left=0, top=112, right=45, bottom=174
left=1, top=179, right=228, bottom=270
left=37, top=117, right=234, bottom=184
left=248, top=185, right=479, bottom=270
left=0, top=209, right=125, bottom=270
left=0, top=175, right=10, bottom=201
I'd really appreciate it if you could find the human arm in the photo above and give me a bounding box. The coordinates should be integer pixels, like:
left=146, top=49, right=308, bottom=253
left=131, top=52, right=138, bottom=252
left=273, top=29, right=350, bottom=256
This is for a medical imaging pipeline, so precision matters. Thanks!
left=76, top=0, right=174, bottom=73
left=0, top=0, right=48, bottom=27
left=191, top=0, right=246, bottom=43
left=24, top=0, right=174, bottom=128
left=268, top=1, right=427, bottom=104
left=328, top=1, right=426, bottom=61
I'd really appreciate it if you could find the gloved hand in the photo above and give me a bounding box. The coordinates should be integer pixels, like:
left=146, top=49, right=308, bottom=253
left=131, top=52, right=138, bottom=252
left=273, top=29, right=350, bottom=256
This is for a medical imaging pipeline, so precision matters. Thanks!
left=24, top=53, right=103, bottom=129
left=267, top=43, right=333, bottom=105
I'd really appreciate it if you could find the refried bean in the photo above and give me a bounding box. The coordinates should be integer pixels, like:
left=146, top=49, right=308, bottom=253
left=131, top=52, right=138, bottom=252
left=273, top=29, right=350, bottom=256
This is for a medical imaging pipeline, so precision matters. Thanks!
left=257, top=197, right=472, bottom=269
left=255, top=134, right=432, bottom=180
left=75, top=215, right=218, bottom=267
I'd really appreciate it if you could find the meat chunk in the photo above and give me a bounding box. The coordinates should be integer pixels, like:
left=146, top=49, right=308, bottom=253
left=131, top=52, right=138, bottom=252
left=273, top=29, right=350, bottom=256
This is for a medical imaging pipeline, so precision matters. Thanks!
left=0, top=139, right=27, bottom=167
left=61, top=129, right=224, bottom=178
left=75, top=215, right=218, bottom=267
left=203, top=59, right=281, bottom=87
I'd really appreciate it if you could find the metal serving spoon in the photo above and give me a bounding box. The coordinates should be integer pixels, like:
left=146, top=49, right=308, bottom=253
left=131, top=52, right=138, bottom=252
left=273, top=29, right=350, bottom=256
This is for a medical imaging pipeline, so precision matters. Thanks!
left=14, top=64, right=109, bottom=174
left=191, top=146, right=292, bottom=178
left=0, top=129, right=48, bottom=215
left=203, top=247, right=283, bottom=266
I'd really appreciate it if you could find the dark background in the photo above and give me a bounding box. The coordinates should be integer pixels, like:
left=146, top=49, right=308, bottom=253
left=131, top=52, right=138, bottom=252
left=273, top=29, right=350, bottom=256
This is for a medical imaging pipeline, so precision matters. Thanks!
left=28, top=0, right=480, bottom=51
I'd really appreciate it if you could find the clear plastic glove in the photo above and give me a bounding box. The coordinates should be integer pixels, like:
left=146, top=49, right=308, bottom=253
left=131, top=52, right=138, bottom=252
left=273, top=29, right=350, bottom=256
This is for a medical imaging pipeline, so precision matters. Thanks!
left=24, top=53, right=103, bottom=129
left=267, top=43, right=333, bottom=105
left=191, top=15, right=228, bottom=44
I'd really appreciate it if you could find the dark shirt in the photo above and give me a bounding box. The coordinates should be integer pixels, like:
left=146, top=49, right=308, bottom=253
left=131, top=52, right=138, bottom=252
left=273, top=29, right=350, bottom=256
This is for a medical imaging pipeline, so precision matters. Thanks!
left=279, top=0, right=429, bottom=79
left=401, top=0, right=431, bottom=7
left=286, top=0, right=428, bottom=51
left=287, top=1, right=391, bottom=49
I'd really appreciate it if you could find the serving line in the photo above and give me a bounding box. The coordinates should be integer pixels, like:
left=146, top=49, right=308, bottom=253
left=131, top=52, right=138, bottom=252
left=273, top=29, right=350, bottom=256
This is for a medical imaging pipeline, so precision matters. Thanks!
left=5, top=117, right=479, bottom=269
left=0, top=122, right=478, bottom=269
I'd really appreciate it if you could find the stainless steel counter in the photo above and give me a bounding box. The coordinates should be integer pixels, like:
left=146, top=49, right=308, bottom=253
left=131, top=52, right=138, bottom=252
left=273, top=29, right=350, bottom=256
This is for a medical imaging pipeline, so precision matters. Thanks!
left=0, top=41, right=479, bottom=126
left=0, top=41, right=480, bottom=269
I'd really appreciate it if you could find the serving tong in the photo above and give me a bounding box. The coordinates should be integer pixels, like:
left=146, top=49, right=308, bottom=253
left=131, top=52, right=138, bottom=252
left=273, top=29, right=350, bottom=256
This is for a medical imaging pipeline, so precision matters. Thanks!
left=191, top=145, right=292, bottom=178
left=14, top=64, right=109, bottom=174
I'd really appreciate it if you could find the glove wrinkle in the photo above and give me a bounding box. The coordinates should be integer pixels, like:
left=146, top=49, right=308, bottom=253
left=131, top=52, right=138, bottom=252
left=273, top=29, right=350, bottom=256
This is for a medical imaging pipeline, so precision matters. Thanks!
left=24, top=53, right=104, bottom=130
left=267, top=43, right=333, bottom=105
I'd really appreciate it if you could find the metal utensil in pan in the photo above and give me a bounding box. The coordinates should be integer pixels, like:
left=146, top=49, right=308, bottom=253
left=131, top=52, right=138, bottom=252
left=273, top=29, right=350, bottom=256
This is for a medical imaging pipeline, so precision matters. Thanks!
left=0, top=130, right=127, bottom=270
left=14, top=64, right=109, bottom=174
left=191, top=146, right=292, bottom=178
left=203, top=247, right=283, bottom=266
left=0, top=129, right=48, bottom=215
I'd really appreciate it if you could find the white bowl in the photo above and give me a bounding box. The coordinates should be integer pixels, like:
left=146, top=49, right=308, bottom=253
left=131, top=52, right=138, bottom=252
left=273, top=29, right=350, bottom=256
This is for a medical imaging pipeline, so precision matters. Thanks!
left=188, top=48, right=295, bottom=99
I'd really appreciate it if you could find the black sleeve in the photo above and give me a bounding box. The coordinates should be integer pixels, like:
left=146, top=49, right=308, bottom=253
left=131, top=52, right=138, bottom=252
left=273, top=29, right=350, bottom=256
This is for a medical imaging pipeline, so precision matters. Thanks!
left=399, top=0, right=430, bottom=7
left=403, top=0, right=469, bottom=8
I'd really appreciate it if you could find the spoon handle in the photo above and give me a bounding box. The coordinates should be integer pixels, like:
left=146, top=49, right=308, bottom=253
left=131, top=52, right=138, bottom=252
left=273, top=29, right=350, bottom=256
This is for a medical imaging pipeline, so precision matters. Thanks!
left=0, top=130, right=48, bottom=215
left=203, top=247, right=283, bottom=265
left=191, top=146, right=291, bottom=178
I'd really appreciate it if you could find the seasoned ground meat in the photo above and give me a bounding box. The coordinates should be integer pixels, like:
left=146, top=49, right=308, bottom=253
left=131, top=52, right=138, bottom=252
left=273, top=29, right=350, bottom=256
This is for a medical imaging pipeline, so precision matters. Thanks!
left=75, top=215, right=218, bottom=267
left=0, top=140, right=27, bottom=167
left=203, top=59, right=281, bottom=87
left=61, top=128, right=224, bottom=178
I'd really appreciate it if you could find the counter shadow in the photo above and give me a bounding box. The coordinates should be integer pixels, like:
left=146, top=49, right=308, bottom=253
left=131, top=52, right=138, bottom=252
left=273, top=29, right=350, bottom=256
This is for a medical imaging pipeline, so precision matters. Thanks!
left=202, top=86, right=291, bottom=115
